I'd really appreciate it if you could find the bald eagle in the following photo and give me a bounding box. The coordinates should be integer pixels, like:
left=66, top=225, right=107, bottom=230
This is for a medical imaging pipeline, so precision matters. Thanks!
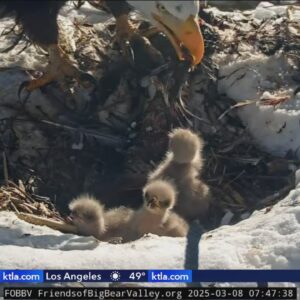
left=0, top=1, right=204, bottom=92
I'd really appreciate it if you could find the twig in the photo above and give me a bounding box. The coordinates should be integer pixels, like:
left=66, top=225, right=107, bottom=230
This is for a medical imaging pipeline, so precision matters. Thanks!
left=16, top=213, right=78, bottom=234
left=255, top=184, right=293, bottom=209
left=40, top=120, right=126, bottom=147
left=7, top=180, right=35, bottom=203
left=218, top=100, right=257, bottom=120
left=9, top=201, right=20, bottom=213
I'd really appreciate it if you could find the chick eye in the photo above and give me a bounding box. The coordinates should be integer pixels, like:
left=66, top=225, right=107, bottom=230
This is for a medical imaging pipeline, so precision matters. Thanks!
left=162, top=200, right=170, bottom=207
left=156, top=3, right=166, bottom=13
left=84, top=211, right=95, bottom=220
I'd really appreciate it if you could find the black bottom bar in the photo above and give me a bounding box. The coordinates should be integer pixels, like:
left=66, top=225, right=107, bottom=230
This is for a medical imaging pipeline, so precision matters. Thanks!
left=3, top=287, right=297, bottom=300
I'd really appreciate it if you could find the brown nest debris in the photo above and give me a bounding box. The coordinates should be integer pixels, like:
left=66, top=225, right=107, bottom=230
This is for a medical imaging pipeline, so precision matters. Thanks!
left=0, top=180, right=61, bottom=218
left=0, top=180, right=78, bottom=233
left=0, top=3, right=299, bottom=229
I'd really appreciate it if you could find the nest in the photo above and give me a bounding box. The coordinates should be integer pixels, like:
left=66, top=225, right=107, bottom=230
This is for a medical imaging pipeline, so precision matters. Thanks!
left=0, top=180, right=62, bottom=220
left=0, top=3, right=299, bottom=229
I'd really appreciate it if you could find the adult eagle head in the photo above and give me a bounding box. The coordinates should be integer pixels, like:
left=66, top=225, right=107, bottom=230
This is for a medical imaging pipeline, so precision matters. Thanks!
left=128, top=0, right=204, bottom=66
left=1, top=0, right=204, bottom=95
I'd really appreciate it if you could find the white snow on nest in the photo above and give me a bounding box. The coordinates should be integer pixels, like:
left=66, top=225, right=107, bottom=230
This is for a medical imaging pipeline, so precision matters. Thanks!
left=0, top=2, right=110, bottom=69
left=0, top=178, right=300, bottom=287
left=214, top=2, right=300, bottom=158
left=218, top=53, right=300, bottom=158
left=253, top=2, right=288, bottom=20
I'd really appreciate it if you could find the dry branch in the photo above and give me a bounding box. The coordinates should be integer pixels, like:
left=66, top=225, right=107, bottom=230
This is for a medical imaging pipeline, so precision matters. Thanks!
left=16, top=212, right=78, bottom=234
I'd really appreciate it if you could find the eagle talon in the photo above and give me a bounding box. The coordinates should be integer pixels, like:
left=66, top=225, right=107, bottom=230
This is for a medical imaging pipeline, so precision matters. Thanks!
left=121, top=34, right=164, bottom=73
left=121, top=40, right=135, bottom=65
left=114, top=14, right=164, bottom=71
left=17, top=45, right=98, bottom=95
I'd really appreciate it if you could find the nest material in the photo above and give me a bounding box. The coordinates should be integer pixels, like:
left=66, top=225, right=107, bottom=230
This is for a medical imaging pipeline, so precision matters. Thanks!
left=0, top=3, right=299, bottom=229
left=0, top=180, right=62, bottom=220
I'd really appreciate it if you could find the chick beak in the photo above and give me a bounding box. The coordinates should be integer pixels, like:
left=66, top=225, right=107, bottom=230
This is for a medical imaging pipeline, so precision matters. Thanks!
left=148, top=197, right=158, bottom=208
left=69, top=212, right=83, bottom=223
left=69, top=212, right=75, bottom=221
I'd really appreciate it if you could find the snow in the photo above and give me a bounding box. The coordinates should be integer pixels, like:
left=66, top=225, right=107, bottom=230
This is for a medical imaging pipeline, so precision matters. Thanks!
left=218, top=53, right=300, bottom=158
left=0, top=2, right=110, bottom=70
left=0, top=0, right=300, bottom=291
left=214, top=3, right=300, bottom=159
left=253, top=2, right=288, bottom=20
left=0, top=178, right=300, bottom=287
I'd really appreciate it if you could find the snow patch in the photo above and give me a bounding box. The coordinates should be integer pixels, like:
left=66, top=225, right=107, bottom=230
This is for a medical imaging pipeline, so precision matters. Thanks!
left=217, top=36, right=300, bottom=158
left=0, top=180, right=299, bottom=277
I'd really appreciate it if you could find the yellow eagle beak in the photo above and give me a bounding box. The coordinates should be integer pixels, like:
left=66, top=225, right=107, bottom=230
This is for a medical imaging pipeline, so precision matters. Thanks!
left=153, top=13, right=204, bottom=66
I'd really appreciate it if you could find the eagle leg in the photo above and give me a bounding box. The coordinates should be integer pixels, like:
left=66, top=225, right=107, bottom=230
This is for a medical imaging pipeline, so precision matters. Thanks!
left=18, top=44, right=96, bottom=99
left=115, top=14, right=164, bottom=69
left=115, top=14, right=135, bottom=41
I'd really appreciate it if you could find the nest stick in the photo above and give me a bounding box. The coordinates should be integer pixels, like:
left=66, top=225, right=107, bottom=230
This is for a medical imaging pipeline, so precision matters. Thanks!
left=16, top=213, right=78, bottom=234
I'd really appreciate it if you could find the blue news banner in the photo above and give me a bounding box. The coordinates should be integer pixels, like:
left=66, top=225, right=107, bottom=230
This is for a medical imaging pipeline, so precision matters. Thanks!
left=1, top=270, right=300, bottom=283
